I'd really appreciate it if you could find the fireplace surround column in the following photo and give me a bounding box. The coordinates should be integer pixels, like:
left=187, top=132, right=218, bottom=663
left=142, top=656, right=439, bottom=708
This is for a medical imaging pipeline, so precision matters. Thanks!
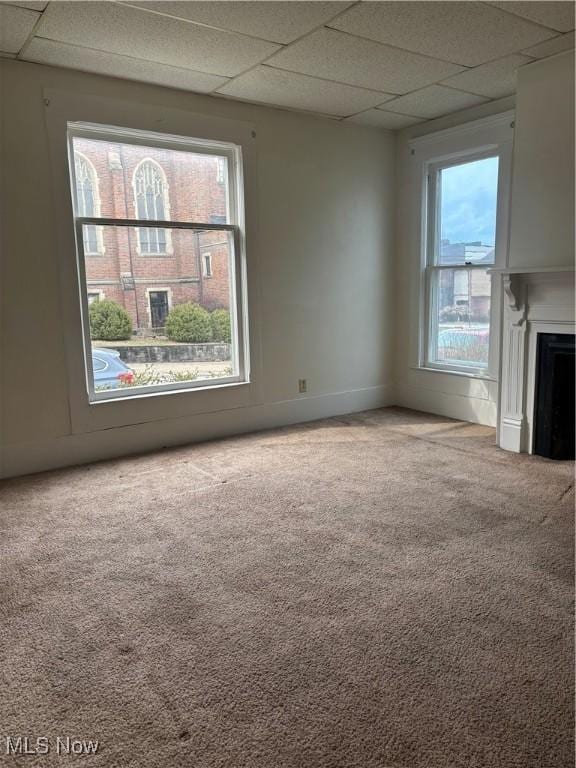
left=499, top=274, right=528, bottom=452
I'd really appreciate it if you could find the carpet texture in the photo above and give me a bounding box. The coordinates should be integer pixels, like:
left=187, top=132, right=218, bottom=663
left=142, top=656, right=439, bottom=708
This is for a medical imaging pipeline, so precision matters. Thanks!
left=0, top=407, right=573, bottom=768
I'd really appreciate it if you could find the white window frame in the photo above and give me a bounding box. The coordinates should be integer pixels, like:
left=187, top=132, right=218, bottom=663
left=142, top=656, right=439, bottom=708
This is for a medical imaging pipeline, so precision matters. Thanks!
left=68, top=121, right=248, bottom=403
left=424, top=149, right=499, bottom=376
left=412, top=113, right=514, bottom=383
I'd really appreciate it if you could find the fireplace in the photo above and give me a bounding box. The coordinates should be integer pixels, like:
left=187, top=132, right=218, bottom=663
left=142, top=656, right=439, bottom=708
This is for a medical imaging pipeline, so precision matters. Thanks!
left=533, top=333, right=575, bottom=459
left=495, top=266, right=575, bottom=454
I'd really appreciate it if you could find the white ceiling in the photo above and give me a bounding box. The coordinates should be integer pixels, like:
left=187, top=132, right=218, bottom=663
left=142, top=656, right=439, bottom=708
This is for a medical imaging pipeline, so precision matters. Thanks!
left=1, top=1, right=574, bottom=130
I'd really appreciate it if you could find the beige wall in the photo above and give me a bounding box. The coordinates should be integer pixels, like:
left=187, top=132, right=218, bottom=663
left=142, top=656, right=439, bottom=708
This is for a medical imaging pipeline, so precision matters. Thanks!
left=508, top=51, right=575, bottom=269
left=0, top=60, right=396, bottom=477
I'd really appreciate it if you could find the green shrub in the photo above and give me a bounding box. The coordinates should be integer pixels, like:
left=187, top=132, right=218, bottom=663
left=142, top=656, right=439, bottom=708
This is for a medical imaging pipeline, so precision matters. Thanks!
left=165, top=303, right=212, bottom=343
left=211, top=309, right=231, bottom=343
left=89, top=299, right=132, bottom=341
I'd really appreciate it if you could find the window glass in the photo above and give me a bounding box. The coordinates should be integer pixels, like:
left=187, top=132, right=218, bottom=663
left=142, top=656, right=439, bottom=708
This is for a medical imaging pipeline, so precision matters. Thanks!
left=427, top=154, right=499, bottom=372
left=203, top=253, right=212, bottom=277
left=83, top=226, right=236, bottom=394
left=438, top=156, right=498, bottom=265
left=431, top=268, right=491, bottom=368
left=74, top=153, right=100, bottom=253
left=92, top=354, right=107, bottom=372
left=71, top=136, right=230, bottom=224
left=69, top=126, right=244, bottom=401
left=134, top=161, right=168, bottom=253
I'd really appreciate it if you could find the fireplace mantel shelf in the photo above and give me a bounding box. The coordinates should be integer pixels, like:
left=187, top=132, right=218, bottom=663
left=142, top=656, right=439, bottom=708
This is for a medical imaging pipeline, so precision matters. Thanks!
left=488, top=265, right=574, bottom=275
left=491, top=265, right=573, bottom=316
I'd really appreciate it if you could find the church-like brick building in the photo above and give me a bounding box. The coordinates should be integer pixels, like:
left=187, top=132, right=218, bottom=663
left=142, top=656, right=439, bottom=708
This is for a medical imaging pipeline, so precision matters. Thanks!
left=73, top=137, right=231, bottom=333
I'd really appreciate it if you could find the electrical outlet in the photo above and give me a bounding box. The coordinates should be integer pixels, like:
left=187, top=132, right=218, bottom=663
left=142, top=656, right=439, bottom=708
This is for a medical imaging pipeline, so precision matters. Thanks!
left=298, top=379, right=307, bottom=394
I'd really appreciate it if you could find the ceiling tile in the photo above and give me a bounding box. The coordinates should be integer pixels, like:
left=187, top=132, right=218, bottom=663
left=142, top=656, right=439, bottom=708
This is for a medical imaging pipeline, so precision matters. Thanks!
left=6, top=1, right=47, bottom=9
left=266, top=27, right=464, bottom=95
left=441, top=53, right=533, bottom=99
left=522, top=30, right=575, bottom=58
left=122, top=1, right=353, bottom=44
left=0, top=4, right=40, bottom=54
left=329, top=1, right=556, bottom=66
left=490, top=2, right=575, bottom=33
left=216, top=66, right=395, bottom=117
left=384, top=85, right=489, bottom=119
left=35, top=1, right=280, bottom=77
left=347, top=109, right=424, bottom=130
left=0, top=51, right=17, bottom=59
left=22, top=37, right=229, bottom=92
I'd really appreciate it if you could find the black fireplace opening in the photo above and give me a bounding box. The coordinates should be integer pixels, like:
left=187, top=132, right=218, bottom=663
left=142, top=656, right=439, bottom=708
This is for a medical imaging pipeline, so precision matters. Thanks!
left=533, top=333, right=575, bottom=460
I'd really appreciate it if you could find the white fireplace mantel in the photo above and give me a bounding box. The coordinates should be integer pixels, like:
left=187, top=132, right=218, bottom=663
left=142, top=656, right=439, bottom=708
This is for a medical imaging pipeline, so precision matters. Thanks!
left=491, top=266, right=575, bottom=453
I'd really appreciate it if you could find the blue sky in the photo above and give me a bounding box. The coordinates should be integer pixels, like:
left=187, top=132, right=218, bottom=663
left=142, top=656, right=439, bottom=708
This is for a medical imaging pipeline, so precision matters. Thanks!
left=440, top=156, right=499, bottom=246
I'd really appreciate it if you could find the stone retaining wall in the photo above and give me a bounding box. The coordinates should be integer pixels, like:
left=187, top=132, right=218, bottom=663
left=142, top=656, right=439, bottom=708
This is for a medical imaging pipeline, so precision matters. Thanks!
left=117, top=343, right=231, bottom=364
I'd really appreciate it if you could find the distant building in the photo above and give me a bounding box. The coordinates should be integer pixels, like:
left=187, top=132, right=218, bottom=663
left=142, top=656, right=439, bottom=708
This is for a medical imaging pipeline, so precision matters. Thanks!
left=439, top=240, right=493, bottom=322
left=73, top=138, right=231, bottom=333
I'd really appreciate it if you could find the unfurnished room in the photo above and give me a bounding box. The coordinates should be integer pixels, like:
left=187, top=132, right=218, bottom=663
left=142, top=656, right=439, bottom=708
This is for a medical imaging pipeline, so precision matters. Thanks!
left=0, top=1, right=574, bottom=766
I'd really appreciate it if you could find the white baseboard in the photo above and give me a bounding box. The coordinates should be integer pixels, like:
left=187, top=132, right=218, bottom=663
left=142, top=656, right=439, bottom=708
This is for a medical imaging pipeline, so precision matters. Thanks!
left=1, top=384, right=394, bottom=479
left=499, top=416, right=525, bottom=453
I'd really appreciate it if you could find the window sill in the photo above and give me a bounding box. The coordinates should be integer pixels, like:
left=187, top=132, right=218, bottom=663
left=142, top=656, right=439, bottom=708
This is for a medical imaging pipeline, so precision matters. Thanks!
left=412, top=365, right=497, bottom=382
left=89, top=378, right=248, bottom=405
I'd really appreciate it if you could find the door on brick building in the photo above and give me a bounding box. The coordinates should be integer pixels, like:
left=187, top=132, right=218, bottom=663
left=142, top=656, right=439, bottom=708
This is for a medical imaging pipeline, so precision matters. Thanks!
left=149, top=291, right=169, bottom=329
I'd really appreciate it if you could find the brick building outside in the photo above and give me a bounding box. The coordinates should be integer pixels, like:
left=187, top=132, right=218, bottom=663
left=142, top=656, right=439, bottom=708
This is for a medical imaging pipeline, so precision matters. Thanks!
left=439, top=240, right=494, bottom=321
left=73, top=137, right=231, bottom=335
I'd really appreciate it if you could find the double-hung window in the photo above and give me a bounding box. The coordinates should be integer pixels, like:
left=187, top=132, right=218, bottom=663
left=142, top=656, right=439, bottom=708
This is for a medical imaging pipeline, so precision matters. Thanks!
left=68, top=122, right=248, bottom=401
left=424, top=153, right=499, bottom=374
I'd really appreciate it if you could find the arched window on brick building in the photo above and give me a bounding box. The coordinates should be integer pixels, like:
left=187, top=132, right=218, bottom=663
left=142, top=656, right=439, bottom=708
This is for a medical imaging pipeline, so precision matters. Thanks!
left=74, top=152, right=102, bottom=255
left=133, top=160, right=170, bottom=254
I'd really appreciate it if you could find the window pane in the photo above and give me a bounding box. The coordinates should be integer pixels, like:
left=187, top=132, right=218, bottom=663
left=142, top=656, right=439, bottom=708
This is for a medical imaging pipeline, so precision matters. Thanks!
left=83, top=224, right=99, bottom=254
left=431, top=268, right=491, bottom=368
left=71, top=136, right=230, bottom=224
left=82, top=226, right=237, bottom=393
left=438, top=156, right=498, bottom=266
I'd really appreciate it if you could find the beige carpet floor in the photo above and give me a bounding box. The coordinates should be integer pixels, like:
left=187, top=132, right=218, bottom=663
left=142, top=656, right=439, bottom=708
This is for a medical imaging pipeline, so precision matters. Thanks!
left=0, top=407, right=573, bottom=768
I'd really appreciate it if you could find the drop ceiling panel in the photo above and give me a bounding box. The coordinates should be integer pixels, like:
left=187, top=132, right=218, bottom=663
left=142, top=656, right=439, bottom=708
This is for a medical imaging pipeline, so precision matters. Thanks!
left=35, top=1, right=280, bottom=77
left=522, top=30, right=575, bottom=58
left=490, top=2, right=575, bottom=33
left=0, top=4, right=40, bottom=54
left=384, top=85, right=489, bottom=119
left=217, top=66, right=395, bottom=117
left=22, top=37, right=230, bottom=92
left=266, top=27, right=464, bottom=94
left=122, top=1, right=353, bottom=44
left=330, top=1, right=556, bottom=66
left=7, top=1, right=47, bottom=9
left=441, top=53, right=533, bottom=99
left=347, top=109, right=424, bottom=129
